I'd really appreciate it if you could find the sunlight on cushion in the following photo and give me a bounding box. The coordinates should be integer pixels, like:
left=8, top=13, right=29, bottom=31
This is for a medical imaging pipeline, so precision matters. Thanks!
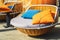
left=32, top=9, right=55, bottom=24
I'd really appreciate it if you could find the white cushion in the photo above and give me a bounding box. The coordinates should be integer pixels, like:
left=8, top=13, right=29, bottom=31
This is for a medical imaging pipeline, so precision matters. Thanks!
left=10, top=16, right=57, bottom=29
left=10, top=17, right=41, bottom=28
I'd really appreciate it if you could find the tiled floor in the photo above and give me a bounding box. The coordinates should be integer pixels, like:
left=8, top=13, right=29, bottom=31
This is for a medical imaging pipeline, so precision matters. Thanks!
left=0, top=17, right=60, bottom=40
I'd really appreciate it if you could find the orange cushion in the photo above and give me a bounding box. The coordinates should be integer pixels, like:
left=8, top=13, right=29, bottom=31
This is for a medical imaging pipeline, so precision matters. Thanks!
left=0, top=5, right=10, bottom=12
left=32, top=9, right=55, bottom=24
left=0, top=5, right=10, bottom=10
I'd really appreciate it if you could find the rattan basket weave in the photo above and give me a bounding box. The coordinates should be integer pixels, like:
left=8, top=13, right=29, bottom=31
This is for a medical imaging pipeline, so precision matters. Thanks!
left=11, top=5, right=58, bottom=36
left=16, top=26, right=55, bottom=36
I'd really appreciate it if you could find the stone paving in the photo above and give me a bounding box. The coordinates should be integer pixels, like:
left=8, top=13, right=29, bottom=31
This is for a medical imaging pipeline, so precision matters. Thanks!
left=0, top=17, right=60, bottom=40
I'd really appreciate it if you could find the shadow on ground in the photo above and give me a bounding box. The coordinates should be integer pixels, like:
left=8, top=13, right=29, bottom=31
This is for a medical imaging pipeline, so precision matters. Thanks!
left=29, top=27, right=60, bottom=39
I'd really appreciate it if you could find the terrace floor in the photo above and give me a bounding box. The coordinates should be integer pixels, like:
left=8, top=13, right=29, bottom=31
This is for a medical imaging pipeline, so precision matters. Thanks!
left=0, top=17, right=60, bottom=40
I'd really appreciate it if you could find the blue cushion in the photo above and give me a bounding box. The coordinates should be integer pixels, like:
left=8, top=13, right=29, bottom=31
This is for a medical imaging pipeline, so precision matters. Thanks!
left=8, top=6, right=13, bottom=9
left=21, top=10, right=40, bottom=19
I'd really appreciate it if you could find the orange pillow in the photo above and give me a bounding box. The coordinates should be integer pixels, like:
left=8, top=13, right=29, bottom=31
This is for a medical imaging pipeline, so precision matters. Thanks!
left=0, top=5, right=10, bottom=10
left=32, top=9, right=55, bottom=24
left=0, top=5, right=10, bottom=12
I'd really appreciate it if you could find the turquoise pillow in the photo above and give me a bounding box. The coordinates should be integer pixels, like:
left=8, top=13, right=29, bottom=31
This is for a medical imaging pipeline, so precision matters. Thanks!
left=8, top=6, right=13, bottom=9
left=21, top=10, right=40, bottom=19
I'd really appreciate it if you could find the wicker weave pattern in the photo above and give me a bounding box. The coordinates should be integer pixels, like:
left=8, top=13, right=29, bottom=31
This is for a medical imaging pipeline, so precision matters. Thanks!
left=17, top=26, right=54, bottom=36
